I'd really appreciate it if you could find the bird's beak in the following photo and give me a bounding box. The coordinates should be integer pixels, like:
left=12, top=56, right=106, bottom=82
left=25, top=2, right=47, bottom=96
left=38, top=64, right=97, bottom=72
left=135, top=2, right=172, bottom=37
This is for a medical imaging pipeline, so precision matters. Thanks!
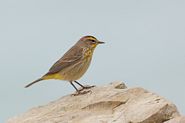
left=97, top=41, right=105, bottom=44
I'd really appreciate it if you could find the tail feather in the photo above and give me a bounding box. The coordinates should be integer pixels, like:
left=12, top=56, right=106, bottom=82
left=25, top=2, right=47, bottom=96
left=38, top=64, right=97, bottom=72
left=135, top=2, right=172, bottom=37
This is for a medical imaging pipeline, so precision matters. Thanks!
left=25, top=78, right=43, bottom=88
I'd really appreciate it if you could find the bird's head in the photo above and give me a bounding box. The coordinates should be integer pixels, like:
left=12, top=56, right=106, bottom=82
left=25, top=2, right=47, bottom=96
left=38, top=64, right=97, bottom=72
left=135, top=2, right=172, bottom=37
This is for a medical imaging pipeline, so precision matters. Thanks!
left=77, top=35, right=105, bottom=49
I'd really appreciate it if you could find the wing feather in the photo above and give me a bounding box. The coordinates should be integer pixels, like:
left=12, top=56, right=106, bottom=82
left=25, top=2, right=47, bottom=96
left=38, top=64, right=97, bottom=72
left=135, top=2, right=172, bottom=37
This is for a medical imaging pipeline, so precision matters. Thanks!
left=45, top=45, right=83, bottom=75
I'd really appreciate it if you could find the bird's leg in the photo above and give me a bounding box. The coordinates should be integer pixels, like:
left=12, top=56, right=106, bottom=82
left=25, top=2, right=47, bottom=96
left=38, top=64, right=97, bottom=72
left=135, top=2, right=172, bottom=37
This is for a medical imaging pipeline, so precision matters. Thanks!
left=74, top=81, right=85, bottom=88
left=70, top=81, right=90, bottom=96
left=74, top=81, right=95, bottom=91
left=70, top=81, right=79, bottom=92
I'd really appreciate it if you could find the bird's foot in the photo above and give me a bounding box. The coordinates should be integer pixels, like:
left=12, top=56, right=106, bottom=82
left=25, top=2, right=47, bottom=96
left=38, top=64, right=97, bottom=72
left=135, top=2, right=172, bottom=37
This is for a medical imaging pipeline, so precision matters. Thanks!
left=79, top=85, right=95, bottom=91
left=83, top=85, right=95, bottom=89
left=71, top=90, right=91, bottom=96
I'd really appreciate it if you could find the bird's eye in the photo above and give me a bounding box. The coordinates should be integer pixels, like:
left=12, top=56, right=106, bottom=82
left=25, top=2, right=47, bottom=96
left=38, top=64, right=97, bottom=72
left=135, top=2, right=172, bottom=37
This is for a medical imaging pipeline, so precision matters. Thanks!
left=90, top=40, right=96, bottom=43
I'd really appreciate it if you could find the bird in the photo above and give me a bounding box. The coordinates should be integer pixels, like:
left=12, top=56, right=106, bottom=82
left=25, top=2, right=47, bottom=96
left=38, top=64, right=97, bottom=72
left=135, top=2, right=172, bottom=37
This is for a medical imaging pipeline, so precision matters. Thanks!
left=25, top=35, right=104, bottom=95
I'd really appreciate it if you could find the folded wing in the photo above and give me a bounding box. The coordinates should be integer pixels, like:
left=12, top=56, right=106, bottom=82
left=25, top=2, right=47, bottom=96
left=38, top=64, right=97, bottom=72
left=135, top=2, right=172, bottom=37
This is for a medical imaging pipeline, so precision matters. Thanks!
left=45, top=45, right=83, bottom=75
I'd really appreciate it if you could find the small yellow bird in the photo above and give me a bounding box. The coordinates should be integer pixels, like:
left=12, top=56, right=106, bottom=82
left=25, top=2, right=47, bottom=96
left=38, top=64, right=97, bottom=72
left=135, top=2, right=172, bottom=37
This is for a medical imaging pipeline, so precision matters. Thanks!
left=25, top=35, right=104, bottom=95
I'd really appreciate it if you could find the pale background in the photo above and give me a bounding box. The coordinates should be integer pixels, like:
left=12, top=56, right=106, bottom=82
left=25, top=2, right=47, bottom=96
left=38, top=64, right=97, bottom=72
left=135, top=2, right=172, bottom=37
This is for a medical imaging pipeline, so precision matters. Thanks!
left=0, top=0, right=185, bottom=122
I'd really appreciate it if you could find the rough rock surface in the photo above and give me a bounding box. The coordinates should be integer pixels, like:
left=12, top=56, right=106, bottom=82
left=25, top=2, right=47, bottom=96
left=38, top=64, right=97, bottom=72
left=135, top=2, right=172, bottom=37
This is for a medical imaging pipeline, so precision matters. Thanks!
left=7, top=81, right=183, bottom=123
left=164, top=116, right=185, bottom=123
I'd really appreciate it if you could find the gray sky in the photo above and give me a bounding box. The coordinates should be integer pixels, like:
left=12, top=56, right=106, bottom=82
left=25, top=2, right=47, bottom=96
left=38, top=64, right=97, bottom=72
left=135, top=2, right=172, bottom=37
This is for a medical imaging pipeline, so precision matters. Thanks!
left=1, top=0, right=185, bottom=122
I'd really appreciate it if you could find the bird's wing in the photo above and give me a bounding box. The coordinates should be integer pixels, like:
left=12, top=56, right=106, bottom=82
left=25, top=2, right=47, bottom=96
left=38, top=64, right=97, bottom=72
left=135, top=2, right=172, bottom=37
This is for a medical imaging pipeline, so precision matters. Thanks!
left=45, top=45, right=84, bottom=75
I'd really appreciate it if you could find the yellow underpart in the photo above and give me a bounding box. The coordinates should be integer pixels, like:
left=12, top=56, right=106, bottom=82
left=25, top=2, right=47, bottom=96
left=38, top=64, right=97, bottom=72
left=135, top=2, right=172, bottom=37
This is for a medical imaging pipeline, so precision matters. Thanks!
left=84, top=44, right=97, bottom=57
left=43, top=73, right=64, bottom=80
left=84, top=49, right=93, bottom=58
left=91, top=43, right=98, bottom=48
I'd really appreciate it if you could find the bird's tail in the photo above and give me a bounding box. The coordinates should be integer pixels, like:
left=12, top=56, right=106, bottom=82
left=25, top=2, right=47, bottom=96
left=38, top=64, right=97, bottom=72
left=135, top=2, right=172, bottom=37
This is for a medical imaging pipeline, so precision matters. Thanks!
left=25, top=78, right=43, bottom=88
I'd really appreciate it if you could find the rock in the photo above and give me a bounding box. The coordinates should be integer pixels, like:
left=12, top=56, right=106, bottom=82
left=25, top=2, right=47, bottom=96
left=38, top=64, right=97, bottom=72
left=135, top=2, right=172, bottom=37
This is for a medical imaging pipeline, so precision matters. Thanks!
left=7, top=81, right=182, bottom=123
left=164, top=116, right=185, bottom=123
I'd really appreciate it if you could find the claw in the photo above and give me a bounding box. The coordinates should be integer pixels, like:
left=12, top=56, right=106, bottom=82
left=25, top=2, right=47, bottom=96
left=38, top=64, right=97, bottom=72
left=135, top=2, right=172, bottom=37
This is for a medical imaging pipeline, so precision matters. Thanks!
left=71, top=90, right=91, bottom=96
